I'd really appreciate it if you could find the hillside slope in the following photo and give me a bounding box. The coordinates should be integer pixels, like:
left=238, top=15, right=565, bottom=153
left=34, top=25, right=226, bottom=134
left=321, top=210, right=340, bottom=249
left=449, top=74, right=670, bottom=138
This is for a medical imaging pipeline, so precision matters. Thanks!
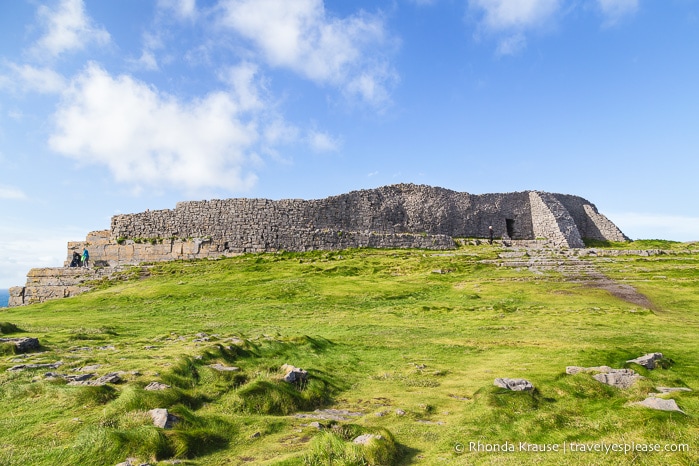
left=1, top=242, right=698, bottom=465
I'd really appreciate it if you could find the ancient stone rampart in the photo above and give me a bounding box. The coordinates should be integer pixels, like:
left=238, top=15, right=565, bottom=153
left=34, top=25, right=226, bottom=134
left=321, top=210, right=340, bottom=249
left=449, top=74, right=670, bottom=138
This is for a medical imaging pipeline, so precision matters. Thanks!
left=108, top=183, right=625, bottom=252
left=9, top=184, right=629, bottom=306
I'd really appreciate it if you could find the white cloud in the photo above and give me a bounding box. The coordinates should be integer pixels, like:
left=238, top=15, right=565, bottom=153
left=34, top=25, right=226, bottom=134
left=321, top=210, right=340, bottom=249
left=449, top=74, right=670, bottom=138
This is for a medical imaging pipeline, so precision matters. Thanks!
left=158, top=0, right=198, bottom=20
left=610, top=212, right=699, bottom=242
left=0, top=185, right=27, bottom=200
left=49, top=63, right=268, bottom=193
left=31, top=0, right=111, bottom=58
left=217, top=0, right=398, bottom=107
left=470, top=0, right=561, bottom=31
left=5, top=63, right=66, bottom=94
left=0, top=223, right=84, bottom=289
left=597, top=0, right=639, bottom=25
left=307, top=129, right=341, bottom=153
left=469, top=0, right=560, bottom=54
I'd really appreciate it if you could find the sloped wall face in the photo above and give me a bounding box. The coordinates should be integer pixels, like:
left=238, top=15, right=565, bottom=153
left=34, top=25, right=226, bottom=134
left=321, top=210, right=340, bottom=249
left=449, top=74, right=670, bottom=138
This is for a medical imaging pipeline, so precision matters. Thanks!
left=529, top=192, right=585, bottom=248
left=553, top=194, right=629, bottom=242
left=110, top=184, right=537, bottom=251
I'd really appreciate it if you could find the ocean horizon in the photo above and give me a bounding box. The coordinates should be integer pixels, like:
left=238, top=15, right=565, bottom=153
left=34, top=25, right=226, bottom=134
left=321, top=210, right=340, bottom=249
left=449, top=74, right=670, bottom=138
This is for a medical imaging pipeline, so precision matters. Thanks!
left=0, top=289, right=9, bottom=308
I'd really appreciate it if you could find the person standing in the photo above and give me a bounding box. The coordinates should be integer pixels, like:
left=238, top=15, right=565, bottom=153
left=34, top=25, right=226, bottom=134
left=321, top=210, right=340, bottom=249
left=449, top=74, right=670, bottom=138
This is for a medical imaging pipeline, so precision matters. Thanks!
left=82, top=248, right=89, bottom=268
left=489, top=225, right=494, bottom=245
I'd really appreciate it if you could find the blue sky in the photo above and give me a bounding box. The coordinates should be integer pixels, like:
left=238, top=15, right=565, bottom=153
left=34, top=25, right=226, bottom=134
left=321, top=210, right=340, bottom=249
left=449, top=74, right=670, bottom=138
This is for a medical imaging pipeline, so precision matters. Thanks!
left=1, top=0, right=698, bottom=288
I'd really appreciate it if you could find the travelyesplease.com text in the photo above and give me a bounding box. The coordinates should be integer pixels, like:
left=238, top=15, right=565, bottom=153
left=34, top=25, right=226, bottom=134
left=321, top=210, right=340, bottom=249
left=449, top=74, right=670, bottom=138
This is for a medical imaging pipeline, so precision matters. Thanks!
left=455, top=441, right=689, bottom=455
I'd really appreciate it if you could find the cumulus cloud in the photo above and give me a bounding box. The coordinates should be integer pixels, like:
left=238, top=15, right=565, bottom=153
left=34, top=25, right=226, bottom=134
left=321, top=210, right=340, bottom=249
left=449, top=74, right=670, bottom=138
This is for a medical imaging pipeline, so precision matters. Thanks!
left=597, top=0, right=639, bottom=25
left=49, top=62, right=271, bottom=193
left=31, top=0, right=110, bottom=58
left=217, top=0, right=398, bottom=107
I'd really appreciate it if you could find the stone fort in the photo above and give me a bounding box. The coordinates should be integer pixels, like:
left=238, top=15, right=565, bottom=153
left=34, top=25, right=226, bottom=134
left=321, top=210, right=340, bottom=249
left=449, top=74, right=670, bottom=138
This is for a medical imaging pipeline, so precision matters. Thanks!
left=8, top=184, right=628, bottom=306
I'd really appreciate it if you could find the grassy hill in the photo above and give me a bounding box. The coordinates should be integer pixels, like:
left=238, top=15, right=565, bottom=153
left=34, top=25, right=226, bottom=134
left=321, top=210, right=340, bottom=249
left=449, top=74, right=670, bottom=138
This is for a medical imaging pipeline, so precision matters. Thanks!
left=0, top=241, right=698, bottom=465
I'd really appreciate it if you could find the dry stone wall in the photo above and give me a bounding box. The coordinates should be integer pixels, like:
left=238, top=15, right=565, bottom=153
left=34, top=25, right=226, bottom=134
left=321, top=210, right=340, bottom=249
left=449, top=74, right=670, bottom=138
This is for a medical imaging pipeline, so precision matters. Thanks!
left=8, top=267, right=118, bottom=307
left=9, top=184, right=629, bottom=307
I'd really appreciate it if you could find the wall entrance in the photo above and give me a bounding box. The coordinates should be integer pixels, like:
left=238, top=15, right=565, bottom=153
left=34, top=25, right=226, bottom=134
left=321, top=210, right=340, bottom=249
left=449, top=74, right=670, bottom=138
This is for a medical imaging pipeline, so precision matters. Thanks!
left=506, top=219, right=515, bottom=238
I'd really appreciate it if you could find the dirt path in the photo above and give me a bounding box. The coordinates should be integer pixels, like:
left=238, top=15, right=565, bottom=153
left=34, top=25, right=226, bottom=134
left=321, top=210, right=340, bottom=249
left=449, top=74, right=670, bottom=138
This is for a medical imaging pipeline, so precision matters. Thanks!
left=576, top=270, right=656, bottom=310
left=487, top=248, right=657, bottom=310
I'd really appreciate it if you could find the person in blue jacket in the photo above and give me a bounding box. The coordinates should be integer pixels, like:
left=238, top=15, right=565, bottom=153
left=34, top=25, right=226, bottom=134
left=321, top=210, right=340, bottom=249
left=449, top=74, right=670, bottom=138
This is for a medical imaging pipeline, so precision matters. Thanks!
left=82, top=248, right=89, bottom=268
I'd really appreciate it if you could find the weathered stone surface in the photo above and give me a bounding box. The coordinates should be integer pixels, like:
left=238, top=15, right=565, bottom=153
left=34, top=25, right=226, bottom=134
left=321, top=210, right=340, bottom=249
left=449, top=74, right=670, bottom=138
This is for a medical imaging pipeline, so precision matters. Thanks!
left=494, top=378, right=535, bottom=391
left=148, top=408, right=178, bottom=429
left=0, top=337, right=40, bottom=353
left=8, top=361, right=63, bottom=372
left=8, top=266, right=126, bottom=306
left=566, top=365, right=615, bottom=375
left=353, top=434, right=384, bottom=445
left=567, top=364, right=644, bottom=389
left=294, top=409, right=363, bottom=421
left=144, top=382, right=171, bottom=391
left=626, top=353, right=664, bottom=369
left=656, top=387, right=692, bottom=394
left=632, top=397, right=684, bottom=413
left=281, top=364, right=308, bottom=384
left=68, top=372, right=122, bottom=386
left=109, top=185, right=626, bottom=252
left=208, top=363, right=240, bottom=372
left=592, top=369, right=642, bottom=389
left=45, top=372, right=96, bottom=383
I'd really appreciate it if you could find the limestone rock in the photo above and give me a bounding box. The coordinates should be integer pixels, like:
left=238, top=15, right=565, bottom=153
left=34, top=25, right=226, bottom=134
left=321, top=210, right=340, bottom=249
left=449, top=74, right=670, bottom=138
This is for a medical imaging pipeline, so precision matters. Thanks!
left=0, top=337, right=40, bottom=353
left=144, top=382, right=171, bottom=391
left=566, top=365, right=615, bottom=375
left=68, top=372, right=122, bottom=386
left=148, top=408, right=178, bottom=429
left=45, top=372, right=96, bottom=383
left=494, top=378, right=534, bottom=391
left=281, top=364, right=308, bottom=384
left=632, top=397, right=684, bottom=413
left=656, top=387, right=692, bottom=394
left=8, top=361, right=63, bottom=372
left=208, top=363, right=240, bottom=372
left=353, top=434, right=384, bottom=445
left=294, top=409, right=362, bottom=421
left=592, top=369, right=642, bottom=389
left=626, top=353, right=664, bottom=369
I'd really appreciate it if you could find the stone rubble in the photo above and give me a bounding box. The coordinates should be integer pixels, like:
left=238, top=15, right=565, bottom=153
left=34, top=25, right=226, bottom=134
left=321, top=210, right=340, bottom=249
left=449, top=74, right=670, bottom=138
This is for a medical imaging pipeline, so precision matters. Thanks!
left=0, top=337, right=40, bottom=353
left=626, top=352, right=664, bottom=369
left=632, top=397, right=684, bottom=414
left=494, top=378, right=535, bottom=391
left=148, top=408, right=178, bottom=429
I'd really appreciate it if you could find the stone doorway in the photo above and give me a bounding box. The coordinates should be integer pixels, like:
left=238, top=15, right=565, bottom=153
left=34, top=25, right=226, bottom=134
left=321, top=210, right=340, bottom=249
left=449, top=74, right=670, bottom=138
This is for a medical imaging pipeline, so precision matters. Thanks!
left=506, top=219, right=515, bottom=238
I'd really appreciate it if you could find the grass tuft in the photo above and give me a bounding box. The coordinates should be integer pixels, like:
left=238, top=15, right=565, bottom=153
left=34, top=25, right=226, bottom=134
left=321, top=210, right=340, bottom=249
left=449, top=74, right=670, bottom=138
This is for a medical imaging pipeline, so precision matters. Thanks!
left=0, top=322, right=22, bottom=334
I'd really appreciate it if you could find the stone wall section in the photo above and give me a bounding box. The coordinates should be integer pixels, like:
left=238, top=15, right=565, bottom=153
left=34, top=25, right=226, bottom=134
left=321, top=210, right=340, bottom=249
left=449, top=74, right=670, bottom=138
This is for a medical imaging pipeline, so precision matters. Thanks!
left=529, top=192, right=585, bottom=248
left=554, top=194, right=629, bottom=242
left=8, top=267, right=119, bottom=307
left=110, top=184, right=541, bottom=250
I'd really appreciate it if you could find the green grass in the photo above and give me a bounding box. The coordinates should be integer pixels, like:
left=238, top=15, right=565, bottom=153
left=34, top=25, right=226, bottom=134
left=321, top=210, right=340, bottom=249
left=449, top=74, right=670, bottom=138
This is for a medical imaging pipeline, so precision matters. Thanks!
left=0, top=245, right=698, bottom=465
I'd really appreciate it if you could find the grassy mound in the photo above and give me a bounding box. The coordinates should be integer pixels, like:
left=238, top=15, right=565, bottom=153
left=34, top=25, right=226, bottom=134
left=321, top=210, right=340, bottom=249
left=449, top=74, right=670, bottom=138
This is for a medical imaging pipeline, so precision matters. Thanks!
left=0, top=246, right=697, bottom=464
